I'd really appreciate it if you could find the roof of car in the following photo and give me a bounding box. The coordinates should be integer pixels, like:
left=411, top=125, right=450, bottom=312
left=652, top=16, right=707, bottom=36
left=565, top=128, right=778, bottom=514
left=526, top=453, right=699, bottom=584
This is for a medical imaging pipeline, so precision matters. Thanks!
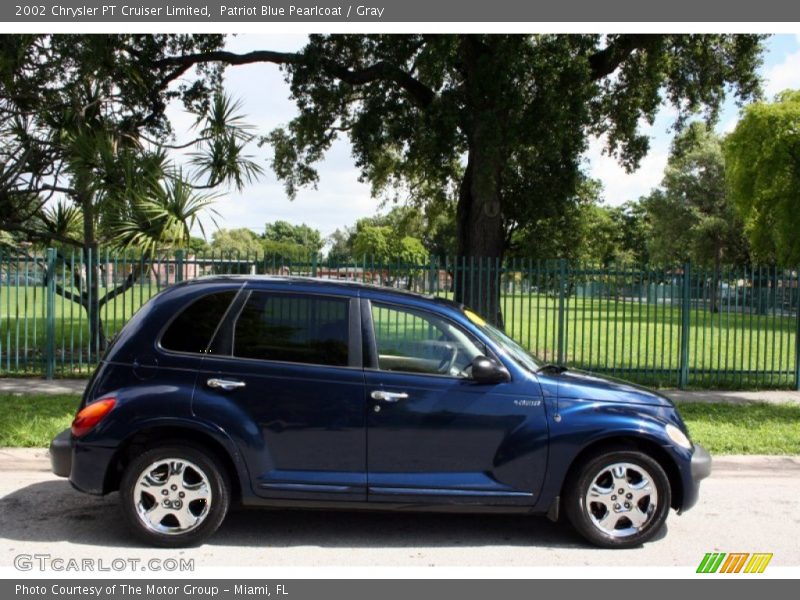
left=177, top=274, right=467, bottom=310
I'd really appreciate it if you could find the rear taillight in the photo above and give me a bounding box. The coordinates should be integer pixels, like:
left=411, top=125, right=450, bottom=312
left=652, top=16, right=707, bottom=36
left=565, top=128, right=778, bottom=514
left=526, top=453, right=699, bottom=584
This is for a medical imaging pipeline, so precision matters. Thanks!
left=71, top=398, right=116, bottom=437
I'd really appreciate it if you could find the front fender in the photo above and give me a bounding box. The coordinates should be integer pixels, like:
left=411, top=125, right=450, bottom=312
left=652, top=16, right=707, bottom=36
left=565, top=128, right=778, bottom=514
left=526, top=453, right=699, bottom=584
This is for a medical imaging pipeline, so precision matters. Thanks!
left=533, top=398, right=689, bottom=513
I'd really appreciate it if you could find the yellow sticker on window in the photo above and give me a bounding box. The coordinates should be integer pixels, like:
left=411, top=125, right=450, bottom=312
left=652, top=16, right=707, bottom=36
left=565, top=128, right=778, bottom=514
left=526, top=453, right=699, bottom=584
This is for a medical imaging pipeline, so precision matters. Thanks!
left=464, top=309, right=487, bottom=327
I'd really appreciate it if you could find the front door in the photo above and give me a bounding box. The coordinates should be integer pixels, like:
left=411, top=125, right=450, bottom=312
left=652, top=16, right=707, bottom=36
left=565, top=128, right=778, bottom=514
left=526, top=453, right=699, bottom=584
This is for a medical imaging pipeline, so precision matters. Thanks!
left=364, top=300, right=549, bottom=505
left=193, top=287, right=366, bottom=501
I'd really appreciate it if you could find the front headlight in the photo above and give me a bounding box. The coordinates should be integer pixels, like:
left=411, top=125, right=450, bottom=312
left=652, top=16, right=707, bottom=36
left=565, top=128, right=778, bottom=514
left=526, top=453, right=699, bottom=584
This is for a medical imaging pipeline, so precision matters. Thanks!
left=665, top=423, right=692, bottom=449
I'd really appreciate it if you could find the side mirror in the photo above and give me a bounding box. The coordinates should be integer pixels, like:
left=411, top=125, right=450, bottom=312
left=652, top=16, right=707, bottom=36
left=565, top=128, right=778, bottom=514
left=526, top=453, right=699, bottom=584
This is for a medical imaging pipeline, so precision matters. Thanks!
left=471, top=356, right=511, bottom=384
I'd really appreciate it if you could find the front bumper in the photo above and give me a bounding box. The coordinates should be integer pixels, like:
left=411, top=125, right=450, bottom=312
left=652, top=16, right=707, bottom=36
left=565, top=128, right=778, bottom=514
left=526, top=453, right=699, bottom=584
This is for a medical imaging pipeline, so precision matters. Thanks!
left=49, top=428, right=73, bottom=478
left=678, top=443, right=711, bottom=513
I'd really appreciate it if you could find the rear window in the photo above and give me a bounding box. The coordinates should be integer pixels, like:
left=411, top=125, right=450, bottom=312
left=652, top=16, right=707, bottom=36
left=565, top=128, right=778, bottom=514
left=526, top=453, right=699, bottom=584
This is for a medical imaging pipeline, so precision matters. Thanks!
left=233, top=292, right=350, bottom=367
left=160, top=291, right=236, bottom=354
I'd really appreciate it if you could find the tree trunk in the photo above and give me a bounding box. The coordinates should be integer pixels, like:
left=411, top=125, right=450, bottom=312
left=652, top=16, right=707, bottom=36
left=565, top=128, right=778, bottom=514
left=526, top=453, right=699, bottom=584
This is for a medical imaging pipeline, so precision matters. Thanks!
left=454, top=151, right=506, bottom=325
left=78, top=180, right=107, bottom=354
left=453, top=36, right=507, bottom=327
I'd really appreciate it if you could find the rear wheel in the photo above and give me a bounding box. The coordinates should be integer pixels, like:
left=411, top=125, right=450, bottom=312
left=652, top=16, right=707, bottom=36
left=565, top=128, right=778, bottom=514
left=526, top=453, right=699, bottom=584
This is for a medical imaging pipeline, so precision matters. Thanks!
left=120, top=444, right=230, bottom=547
left=564, top=450, right=671, bottom=548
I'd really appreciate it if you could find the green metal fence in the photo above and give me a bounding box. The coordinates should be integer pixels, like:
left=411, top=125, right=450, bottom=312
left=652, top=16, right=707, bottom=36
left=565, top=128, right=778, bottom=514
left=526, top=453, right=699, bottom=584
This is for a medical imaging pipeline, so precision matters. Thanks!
left=1, top=248, right=798, bottom=389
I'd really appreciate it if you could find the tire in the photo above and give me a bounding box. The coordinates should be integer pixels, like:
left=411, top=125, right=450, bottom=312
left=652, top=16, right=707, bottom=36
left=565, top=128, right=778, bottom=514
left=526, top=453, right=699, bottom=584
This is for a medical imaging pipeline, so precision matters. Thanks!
left=119, top=442, right=231, bottom=547
left=564, top=449, right=671, bottom=549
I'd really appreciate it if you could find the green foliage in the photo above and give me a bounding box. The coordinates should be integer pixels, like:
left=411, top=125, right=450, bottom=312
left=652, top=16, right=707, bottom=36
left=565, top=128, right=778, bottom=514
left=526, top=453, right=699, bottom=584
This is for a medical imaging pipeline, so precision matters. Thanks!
left=263, top=220, right=324, bottom=255
left=188, top=94, right=263, bottom=191
left=0, top=35, right=256, bottom=254
left=104, top=174, right=219, bottom=256
left=326, top=227, right=356, bottom=263
left=210, top=227, right=262, bottom=256
left=187, top=236, right=211, bottom=255
left=644, top=122, right=749, bottom=267
left=0, top=230, right=17, bottom=249
left=394, top=236, right=429, bottom=265
left=256, top=34, right=763, bottom=260
left=609, top=201, right=650, bottom=265
left=342, top=204, right=455, bottom=261
left=725, top=90, right=800, bottom=264
left=261, top=239, right=313, bottom=262
left=351, top=222, right=429, bottom=265
left=351, top=224, right=392, bottom=261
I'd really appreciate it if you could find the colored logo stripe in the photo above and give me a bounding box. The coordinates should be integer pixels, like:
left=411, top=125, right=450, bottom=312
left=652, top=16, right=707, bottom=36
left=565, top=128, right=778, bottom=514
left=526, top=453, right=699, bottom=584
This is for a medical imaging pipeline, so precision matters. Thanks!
left=696, top=552, right=773, bottom=574
left=697, top=553, right=726, bottom=573
left=744, top=553, right=773, bottom=573
left=720, top=553, right=749, bottom=573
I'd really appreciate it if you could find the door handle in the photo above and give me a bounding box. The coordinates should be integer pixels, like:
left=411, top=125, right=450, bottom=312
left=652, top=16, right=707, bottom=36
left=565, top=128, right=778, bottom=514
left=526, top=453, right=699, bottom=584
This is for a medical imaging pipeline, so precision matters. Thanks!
left=207, top=378, right=246, bottom=391
left=370, top=390, right=409, bottom=403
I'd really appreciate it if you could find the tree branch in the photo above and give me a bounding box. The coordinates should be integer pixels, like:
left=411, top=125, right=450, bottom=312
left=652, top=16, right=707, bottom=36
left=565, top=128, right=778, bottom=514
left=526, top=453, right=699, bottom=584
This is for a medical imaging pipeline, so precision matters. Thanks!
left=0, top=223, right=82, bottom=247
left=156, top=49, right=436, bottom=108
left=54, top=283, right=86, bottom=306
left=97, top=261, right=146, bottom=307
left=139, top=133, right=211, bottom=150
left=587, top=34, right=659, bottom=81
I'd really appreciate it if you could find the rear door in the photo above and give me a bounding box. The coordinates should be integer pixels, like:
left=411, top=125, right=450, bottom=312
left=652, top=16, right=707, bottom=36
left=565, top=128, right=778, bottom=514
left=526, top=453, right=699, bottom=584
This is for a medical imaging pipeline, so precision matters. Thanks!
left=193, top=285, right=367, bottom=501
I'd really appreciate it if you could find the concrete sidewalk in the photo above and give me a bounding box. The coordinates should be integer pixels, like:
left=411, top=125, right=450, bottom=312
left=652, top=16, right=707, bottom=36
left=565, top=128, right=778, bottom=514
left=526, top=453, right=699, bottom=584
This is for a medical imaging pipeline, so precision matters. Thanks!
left=1, top=377, right=799, bottom=404
left=0, top=378, right=86, bottom=395
left=665, top=389, right=800, bottom=405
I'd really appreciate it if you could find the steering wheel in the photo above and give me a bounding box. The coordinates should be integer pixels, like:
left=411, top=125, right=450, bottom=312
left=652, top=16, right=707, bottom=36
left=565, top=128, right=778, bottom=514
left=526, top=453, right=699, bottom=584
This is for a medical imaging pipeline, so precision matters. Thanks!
left=437, top=344, right=459, bottom=374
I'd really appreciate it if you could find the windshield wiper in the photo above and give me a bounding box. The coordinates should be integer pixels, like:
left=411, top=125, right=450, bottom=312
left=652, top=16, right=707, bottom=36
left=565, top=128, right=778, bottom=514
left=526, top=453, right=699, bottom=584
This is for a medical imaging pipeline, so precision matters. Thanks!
left=536, top=363, right=568, bottom=374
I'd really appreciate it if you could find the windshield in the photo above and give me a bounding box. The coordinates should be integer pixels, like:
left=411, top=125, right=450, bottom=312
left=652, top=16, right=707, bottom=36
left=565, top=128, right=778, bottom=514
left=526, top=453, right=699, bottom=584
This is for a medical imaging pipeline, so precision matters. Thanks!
left=462, top=309, right=542, bottom=373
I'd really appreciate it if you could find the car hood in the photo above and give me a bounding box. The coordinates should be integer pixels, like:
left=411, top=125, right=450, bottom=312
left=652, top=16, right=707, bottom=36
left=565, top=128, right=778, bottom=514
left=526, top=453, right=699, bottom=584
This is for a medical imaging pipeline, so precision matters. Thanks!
left=539, top=369, right=675, bottom=407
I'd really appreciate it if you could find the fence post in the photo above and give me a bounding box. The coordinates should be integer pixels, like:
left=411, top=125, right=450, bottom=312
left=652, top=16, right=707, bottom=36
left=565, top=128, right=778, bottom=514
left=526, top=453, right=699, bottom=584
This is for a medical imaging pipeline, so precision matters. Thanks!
left=557, top=258, right=567, bottom=365
left=174, top=249, right=184, bottom=283
left=428, top=256, right=437, bottom=294
left=679, top=262, right=691, bottom=389
left=311, top=253, right=318, bottom=278
left=45, top=247, right=56, bottom=380
left=795, top=267, right=800, bottom=390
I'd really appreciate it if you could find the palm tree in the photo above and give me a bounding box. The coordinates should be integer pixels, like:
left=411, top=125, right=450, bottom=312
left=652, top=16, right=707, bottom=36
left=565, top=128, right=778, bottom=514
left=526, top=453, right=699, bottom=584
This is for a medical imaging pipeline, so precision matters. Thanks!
left=30, top=87, right=261, bottom=350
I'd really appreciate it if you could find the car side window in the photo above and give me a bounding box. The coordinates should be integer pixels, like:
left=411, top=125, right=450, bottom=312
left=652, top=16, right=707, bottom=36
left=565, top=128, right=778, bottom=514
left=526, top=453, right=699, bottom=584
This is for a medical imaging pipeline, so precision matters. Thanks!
left=160, top=291, right=237, bottom=354
left=232, top=292, right=350, bottom=367
left=370, top=303, right=486, bottom=377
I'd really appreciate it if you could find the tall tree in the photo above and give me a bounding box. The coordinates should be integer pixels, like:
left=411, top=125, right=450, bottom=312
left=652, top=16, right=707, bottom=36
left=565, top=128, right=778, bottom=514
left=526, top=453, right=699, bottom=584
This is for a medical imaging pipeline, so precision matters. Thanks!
left=725, top=90, right=800, bottom=264
left=211, top=228, right=262, bottom=255
left=326, top=226, right=355, bottom=262
left=350, top=221, right=428, bottom=288
left=644, top=122, right=750, bottom=311
left=262, top=220, right=323, bottom=255
left=154, top=34, right=763, bottom=322
left=609, top=201, right=650, bottom=265
left=644, top=122, right=749, bottom=270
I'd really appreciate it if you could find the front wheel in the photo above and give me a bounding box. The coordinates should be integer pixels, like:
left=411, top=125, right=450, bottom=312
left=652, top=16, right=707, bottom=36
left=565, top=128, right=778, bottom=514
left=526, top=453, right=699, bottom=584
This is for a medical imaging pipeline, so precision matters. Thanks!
left=564, top=450, right=671, bottom=548
left=119, top=443, right=230, bottom=547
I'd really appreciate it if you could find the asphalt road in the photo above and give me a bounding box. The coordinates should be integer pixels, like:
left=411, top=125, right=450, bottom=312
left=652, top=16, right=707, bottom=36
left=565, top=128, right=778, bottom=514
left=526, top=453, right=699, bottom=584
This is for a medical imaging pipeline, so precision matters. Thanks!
left=1, top=449, right=798, bottom=569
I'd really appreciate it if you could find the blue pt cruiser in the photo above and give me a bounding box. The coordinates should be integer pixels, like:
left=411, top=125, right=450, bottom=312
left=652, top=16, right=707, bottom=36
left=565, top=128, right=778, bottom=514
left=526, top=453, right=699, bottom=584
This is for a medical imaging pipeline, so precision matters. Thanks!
left=50, top=276, right=710, bottom=548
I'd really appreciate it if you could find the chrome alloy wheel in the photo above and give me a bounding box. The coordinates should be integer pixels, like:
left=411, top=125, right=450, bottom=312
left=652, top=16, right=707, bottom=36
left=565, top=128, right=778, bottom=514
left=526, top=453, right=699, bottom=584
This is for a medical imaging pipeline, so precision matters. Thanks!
left=133, top=459, right=212, bottom=535
left=584, top=462, right=658, bottom=538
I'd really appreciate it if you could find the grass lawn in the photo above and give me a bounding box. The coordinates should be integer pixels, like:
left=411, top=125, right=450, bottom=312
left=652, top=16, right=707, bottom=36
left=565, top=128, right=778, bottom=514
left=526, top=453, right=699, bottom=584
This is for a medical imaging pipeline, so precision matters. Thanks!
left=0, top=394, right=80, bottom=447
left=0, top=393, right=797, bottom=455
left=677, top=401, right=800, bottom=455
